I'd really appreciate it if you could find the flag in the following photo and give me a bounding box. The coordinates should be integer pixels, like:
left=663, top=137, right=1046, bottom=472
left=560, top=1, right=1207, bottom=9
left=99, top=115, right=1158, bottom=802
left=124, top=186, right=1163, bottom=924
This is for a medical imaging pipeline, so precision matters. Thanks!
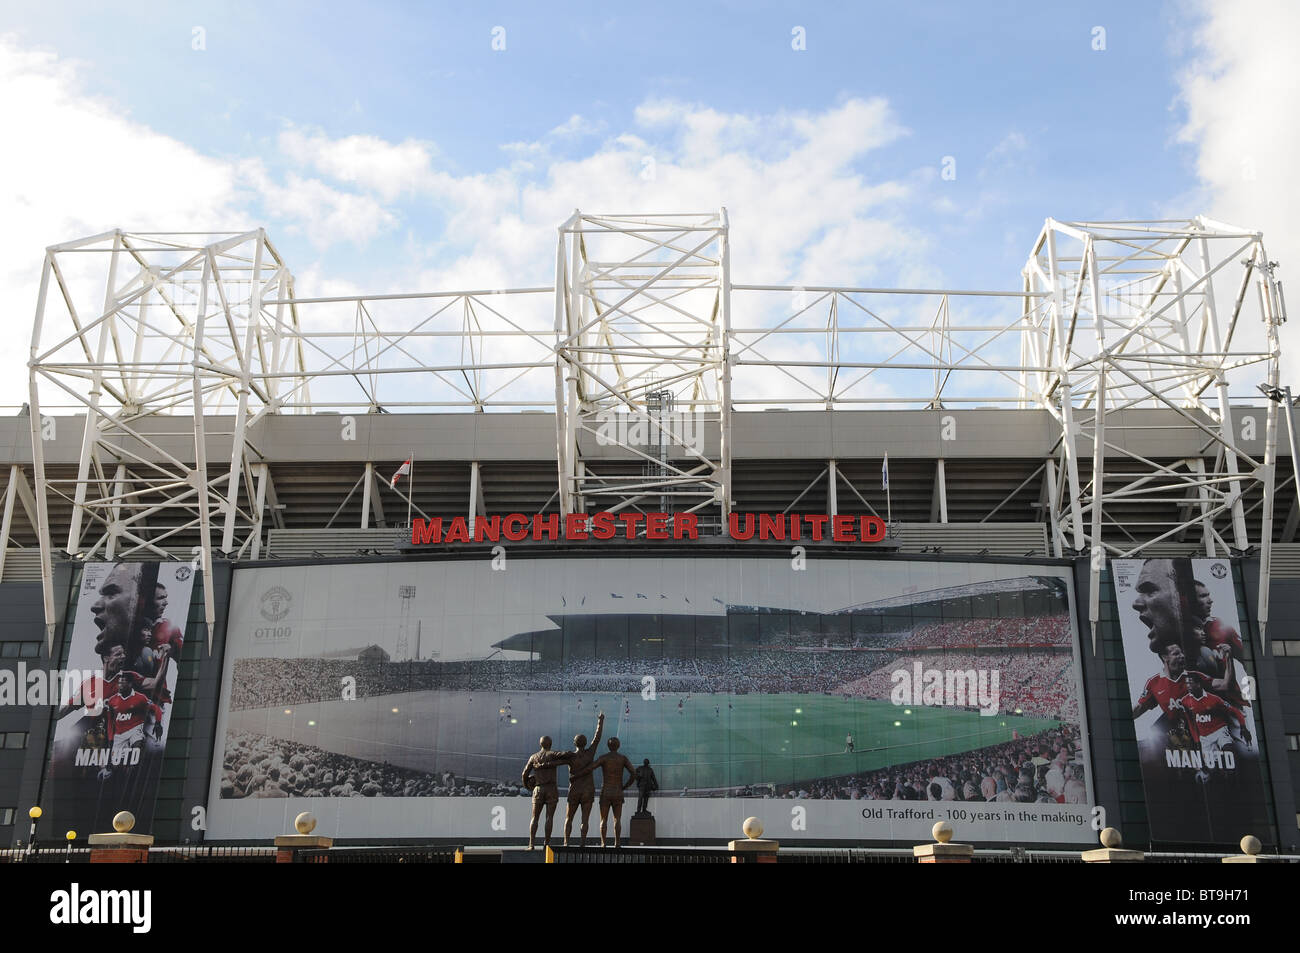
left=881, top=453, right=889, bottom=490
left=390, top=459, right=411, bottom=487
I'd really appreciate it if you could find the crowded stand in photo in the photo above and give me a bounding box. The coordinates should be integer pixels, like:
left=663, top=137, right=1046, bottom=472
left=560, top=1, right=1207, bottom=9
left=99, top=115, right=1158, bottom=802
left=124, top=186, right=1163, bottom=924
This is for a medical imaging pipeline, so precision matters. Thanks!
left=771, top=724, right=1087, bottom=803
left=228, top=611, right=1077, bottom=719
left=220, top=729, right=514, bottom=799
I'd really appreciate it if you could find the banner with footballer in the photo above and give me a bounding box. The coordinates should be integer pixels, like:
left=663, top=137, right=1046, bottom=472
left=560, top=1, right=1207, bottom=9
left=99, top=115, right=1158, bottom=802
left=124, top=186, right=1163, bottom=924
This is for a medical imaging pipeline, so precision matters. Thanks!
left=1113, top=558, right=1270, bottom=844
left=45, top=561, right=195, bottom=836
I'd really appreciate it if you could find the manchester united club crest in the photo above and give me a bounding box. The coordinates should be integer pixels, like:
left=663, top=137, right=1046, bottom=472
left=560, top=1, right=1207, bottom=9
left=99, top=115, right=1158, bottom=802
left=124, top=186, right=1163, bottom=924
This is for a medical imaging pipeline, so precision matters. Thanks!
left=259, top=586, right=292, bottom=622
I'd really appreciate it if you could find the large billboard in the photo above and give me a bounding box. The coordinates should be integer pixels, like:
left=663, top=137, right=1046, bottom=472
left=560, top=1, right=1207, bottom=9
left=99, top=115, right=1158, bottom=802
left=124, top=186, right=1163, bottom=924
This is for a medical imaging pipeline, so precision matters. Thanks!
left=46, top=561, right=195, bottom=835
left=207, top=556, right=1095, bottom=844
left=1113, top=558, right=1270, bottom=844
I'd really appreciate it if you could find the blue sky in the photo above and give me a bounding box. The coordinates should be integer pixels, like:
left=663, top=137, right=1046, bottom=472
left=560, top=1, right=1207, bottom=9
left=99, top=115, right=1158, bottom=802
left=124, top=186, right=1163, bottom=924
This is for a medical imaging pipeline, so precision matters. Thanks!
left=0, top=3, right=1197, bottom=280
left=1, top=0, right=1296, bottom=401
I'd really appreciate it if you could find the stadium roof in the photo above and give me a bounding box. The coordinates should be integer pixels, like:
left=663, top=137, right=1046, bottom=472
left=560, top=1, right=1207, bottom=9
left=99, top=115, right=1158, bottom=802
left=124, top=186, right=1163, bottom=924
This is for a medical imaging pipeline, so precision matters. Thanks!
left=829, top=575, right=1066, bottom=613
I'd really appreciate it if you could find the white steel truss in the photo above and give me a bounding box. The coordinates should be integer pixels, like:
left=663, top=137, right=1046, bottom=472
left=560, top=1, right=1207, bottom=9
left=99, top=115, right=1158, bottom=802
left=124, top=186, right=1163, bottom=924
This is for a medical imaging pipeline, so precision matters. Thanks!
left=24, top=215, right=1283, bottom=647
left=554, top=211, right=731, bottom=527
left=27, top=229, right=304, bottom=641
left=1021, top=218, right=1283, bottom=643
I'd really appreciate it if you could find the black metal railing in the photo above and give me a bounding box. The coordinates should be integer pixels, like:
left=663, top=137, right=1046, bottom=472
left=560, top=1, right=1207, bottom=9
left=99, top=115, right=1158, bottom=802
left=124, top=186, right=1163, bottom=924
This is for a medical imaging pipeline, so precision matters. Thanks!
left=148, top=846, right=278, bottom=863
left=0, top=847, right=92, bottom=864
left=548, top=846, right=732, bottom=863
left=293, top=846, right=462, bottom=863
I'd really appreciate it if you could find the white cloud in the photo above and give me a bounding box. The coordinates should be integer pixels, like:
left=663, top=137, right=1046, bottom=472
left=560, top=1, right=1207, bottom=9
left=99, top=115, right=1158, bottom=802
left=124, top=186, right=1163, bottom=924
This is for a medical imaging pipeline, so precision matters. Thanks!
left=985, top=131, right=1028, bottom=161
left=0, top=34, right=431, bottom=410
left=417, top=96, right=917, bottom=292
left=241, top=160, right=398, bottom=248
left=2, top=31, right=932, bottom=412
left=1175, top=0, right=1300, bottom=384
left=278, top=128, right=441, bottom=202
left=979, top=130, right=1032, bottom=182
left=0, top=35, right=248, bottom=412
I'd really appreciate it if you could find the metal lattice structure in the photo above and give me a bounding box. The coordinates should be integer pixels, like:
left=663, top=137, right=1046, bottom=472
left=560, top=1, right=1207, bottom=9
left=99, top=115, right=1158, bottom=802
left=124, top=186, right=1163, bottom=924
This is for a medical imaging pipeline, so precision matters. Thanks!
left=27, top=229, right=305, bottom=639
left=21, top=213, right=1287, bottom=646
left=1021, top=219, right=1285, bottom=640
left=554, top=212, right=730, bottom=527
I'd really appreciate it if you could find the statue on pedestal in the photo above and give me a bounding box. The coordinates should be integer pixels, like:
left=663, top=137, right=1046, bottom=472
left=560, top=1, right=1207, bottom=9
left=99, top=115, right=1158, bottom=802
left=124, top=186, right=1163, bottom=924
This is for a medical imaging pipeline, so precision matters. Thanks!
left=633, top=759, right=658, bottom=817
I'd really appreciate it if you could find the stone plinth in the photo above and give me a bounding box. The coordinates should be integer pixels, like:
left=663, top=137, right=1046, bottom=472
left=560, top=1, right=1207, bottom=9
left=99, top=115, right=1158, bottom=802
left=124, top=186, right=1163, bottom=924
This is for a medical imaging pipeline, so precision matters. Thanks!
left=913, top=842, right=974, bottom=863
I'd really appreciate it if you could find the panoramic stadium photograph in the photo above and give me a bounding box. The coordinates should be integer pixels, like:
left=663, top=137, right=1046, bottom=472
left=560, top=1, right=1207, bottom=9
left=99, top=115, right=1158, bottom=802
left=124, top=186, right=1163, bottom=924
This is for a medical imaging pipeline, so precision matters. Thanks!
left=0, top=0, right=1294, bottom=929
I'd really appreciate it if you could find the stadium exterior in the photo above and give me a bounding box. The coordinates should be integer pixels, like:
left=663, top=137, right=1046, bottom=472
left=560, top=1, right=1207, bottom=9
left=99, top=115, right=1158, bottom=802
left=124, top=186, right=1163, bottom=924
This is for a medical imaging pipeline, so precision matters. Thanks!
left=1, top=212, right=1298, bottom=851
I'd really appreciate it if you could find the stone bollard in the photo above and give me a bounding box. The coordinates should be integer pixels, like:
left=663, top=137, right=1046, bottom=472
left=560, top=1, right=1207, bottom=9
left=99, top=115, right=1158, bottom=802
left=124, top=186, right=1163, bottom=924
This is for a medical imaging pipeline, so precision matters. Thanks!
left=1081, top=827, right=1144, bottom=863
left=729, top=816, right=779, bottom=863
left=88, top=811, right=153, bottom=863
left=274, top=812, right=333, bottom=863
left=913, top=821, right=974, bottom=864
left=1222, top=835, right=1264, bottom=864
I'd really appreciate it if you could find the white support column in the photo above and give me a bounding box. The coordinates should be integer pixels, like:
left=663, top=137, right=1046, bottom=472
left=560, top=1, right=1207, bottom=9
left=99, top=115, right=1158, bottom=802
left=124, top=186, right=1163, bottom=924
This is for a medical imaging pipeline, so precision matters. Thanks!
left=12, top=468, right=37, bottom=536
left=562, top=218, right=584, bottom=519
left=1086, top=240, right=1107, bottom=650
left=361, top=462, right=373, bottom=529
left=192, top=250, right=217, bottom=649
left=931, top=459, right=948, bottom=523
left=0, top=465, right=19, bottom=582
left=1257, top=402, right=1278, bottom=647
left=1256, top=261, right=1282, bottom=648
left=29, top=255, right=58, bottom=646
left=1044, top=457, right=1064, bottom=558
left=67, top=231, right=122, bottom=554
left=1282, top=387, right=1300, bottom=543
left=1019, top=270, right=1044, bottom=409
left=1199, top=237, right=1249, bottom=550
left=1089, top=377, right=1106, bottom=653
left=827, top=459, right=838, bottom=517
left=250, top=463, right=269, bottom=560
left=1193, top=458, right=1216, bottom=556
left=554, top=220, right=572, bottom=517
left=264, top=468, right=284, bottom=530
left=1046, top=226, right=1086, bottom=551
left=270, top=270, right=287, bottom=409
left=220, top=232, right=265, bottom=553
left=468, top=460, right=485, bottom=535
left=367, top=466, right=386, bottom=529
left=718, top=207, right=734, bottom=524
left=104, top=464, right=127, bottom=559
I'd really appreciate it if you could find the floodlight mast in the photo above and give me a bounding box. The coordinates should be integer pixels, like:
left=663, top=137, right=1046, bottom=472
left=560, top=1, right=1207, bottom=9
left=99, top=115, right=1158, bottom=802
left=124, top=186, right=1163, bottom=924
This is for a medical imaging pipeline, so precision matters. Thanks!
left=1022, top=218, right=1283, bottom=648
left=553, top=211, right=731, bottom=530
left=26, top=229, right=301, bottom=650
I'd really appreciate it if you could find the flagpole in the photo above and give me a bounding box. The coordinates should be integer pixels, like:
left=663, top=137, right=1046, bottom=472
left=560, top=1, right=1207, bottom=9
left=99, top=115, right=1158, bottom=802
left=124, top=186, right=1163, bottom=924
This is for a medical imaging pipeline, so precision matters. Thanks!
left=407, top=452, right=414, bottom=528
left=884, top=452, right=892, bottom=525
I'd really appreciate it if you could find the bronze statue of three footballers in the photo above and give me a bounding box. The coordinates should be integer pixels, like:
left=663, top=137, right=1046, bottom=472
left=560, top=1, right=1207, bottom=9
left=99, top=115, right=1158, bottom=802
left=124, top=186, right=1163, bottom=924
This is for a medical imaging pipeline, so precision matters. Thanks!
left=521, top=712, right=639, bottom=849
